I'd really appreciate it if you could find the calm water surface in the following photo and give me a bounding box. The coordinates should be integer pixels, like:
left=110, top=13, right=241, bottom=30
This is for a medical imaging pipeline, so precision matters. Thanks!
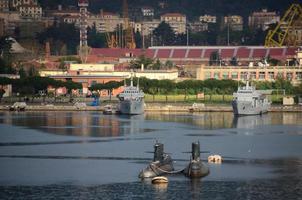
left=0, top=111, right=301, bottom=199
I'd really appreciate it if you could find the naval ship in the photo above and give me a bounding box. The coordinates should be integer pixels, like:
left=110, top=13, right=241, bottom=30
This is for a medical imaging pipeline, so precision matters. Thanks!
left=232, top=81, right=271, bottom=115
left=117, top=78, right=144, bottom=115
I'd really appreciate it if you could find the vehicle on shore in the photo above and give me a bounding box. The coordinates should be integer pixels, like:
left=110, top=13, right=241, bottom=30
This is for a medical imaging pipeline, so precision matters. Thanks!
left=103, top=104, right=114, bottom=115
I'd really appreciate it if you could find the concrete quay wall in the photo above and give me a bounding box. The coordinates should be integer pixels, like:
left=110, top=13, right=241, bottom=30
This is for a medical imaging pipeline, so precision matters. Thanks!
left=0, top=104, right=301, bottom=112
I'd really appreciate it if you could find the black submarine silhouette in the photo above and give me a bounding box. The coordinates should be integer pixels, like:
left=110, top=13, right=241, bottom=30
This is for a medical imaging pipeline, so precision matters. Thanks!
left=138, top=142, right=174, bottom=178
left=139, top=141, right=209, bottom=179
left=183, top=141, right=210, bottom=178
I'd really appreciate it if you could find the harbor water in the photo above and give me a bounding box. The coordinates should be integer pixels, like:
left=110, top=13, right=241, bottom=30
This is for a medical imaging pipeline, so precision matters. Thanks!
left=0, top=111, right=301, bottom=199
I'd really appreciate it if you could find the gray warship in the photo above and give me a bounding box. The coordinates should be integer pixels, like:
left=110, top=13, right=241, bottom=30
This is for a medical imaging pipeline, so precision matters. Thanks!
left=117, top=78, right=144, bottom=115
left=232, top=81, right=271, bottom=116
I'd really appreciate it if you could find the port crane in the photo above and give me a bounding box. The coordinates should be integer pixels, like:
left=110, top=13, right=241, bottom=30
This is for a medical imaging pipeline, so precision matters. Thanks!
left=265, top=3, right=302, bottom=47
left=105, top=0, right=136, bottom=48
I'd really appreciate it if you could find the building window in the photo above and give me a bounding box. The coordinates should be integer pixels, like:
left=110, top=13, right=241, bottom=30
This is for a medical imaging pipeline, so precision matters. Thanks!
left=259, top=72, right=265, bottom=79
left=286, top=72, right=293, bottom=80
left=240, top=72, right=247, bottom=80
left=222, top=72, right=228, bottom=79
left=296, top=72, right=302, bottom=80
left=231, top=72, right=238, bottom=79
left=214, top=72, right=219, bottom=79
left=205, top=72, right=211, bottom=79
left=268, top=72, right=274, bottom=79
left=250, top=72, right=256, bottom=79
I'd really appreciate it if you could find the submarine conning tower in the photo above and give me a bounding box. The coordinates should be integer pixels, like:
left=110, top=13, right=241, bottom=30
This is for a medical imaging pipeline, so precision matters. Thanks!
left=153, top=142, right=164, bottom=162
left=192, top=141, right=200, bottom=161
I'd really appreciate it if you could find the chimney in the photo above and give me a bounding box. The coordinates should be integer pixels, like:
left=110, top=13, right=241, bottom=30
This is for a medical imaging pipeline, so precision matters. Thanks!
left=58, top=4, right=62, bottom=11
left=100, top=9, right=104, bottom=18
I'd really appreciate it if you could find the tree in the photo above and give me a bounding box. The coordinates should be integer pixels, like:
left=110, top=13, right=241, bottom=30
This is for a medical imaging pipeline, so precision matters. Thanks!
left=36, top=22, right=79, bottom=55
left=0, top=36, right=12, bottom=60
left=104, top=81, right=123, bottom=101
left=87, top=24, right=107, bottom=48
left=0, top=87, right=5, bottom=102
left=164, top=60, right=174, bottom=69
left=158, top=79, right=175, bottom=102
left=209, top=51, right=221, bottom=66
left=230, top=57, right=238, bottom=66
left=153, top=22, right=176, bottom=46
left=152, top=59, right=161, bottom=70
left=130, top=55, right=154, bottom=69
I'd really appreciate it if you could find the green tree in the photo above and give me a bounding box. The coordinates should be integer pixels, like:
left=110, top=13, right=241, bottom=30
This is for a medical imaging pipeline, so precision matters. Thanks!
left=158, top=79, right=175, bottom=102
left=130, top=55, right=154, bottom=69
left=87, top=24, right=107, bottom=48
left=209, top=51, right=221, bottom=66
left=36, top=22, right=79, bottom=55
left=153, top=22, right=176, bottom=46
left=104, top=81, right=123, bottom=101
left=230, top=57, right=238, bottom=66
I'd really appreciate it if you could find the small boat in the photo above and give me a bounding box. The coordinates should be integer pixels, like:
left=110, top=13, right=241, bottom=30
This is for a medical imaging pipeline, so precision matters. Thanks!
left=103, top=105, right=113, bottom=114
left=9, top=102, right=27, bottom=111
left=151, top=176, right=168, bottom=184
left=183, top=142, right=209, bottom=178
left=139, top=142, right=174, bottom=179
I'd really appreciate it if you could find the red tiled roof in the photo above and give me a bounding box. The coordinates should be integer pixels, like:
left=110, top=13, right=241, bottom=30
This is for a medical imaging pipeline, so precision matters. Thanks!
left=236, top=47, right=251, bottom=58
left=220, top=49, right=234, bottom=58
left=172, top=49, right=186, bottom=58
left=252, top=49, right=267, bottom=58
left=269, top=48, right=284, bottom=56
left=285, top=48, right=297, bottom=56
left=157, top=49, right=171, bottom=58
left=187, top=49, right=202, bottom=58
left=89, top=47, right=298, bottom=62
left=204, top=49, right=219, bottom=58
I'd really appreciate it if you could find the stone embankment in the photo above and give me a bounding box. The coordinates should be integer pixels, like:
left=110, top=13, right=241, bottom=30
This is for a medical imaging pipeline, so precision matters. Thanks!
left=0, top=103, right=301, bottom=112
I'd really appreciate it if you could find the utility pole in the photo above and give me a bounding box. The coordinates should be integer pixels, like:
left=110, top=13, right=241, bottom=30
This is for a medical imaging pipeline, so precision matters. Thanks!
left=142, top=23, right=145, bottom=49
left=227, top=17, right=230, bottom=46
left=186, top=26, right=189, bottom=46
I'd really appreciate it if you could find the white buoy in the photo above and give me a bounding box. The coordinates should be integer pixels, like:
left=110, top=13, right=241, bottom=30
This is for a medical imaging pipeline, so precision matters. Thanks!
left=151, top=176, right=168, bottom=184
left=208, top=155, right=222, bottom=163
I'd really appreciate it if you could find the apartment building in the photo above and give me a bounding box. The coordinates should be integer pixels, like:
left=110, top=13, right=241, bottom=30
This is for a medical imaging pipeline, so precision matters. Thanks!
left=224, top=15, right=243, bottom=31
left=199, top=15, right=216, bottom=23
left=135, top=20, right=161, bottom=35
left=0, top=0, right=9, bottom=11
left=160, top=13, right=187, bottom=34
left=19, top=4, right=42, bottom=19
left=249, top=9, right=280, bottom=30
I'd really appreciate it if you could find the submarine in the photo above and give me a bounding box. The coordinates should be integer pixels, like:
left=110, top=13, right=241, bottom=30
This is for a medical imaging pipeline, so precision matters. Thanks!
left=183, top=141, right=210, bottom=178
left=139, top=142, right=174, bottom=179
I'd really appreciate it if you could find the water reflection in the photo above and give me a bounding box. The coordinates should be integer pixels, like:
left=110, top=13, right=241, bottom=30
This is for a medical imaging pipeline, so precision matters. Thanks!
left=0, top=112, right=148, bottom=137
left=232, top=114, right=271, bottom=129
left=145, top=112, right=235, bottom=129
left=0, top=111, right=302, bottom=137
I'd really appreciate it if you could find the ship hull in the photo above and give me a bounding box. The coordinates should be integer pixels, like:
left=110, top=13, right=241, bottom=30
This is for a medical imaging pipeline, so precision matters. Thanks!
left=119, top=100, right=144, bottom=115
left=232, top=100, right=270, bottom=116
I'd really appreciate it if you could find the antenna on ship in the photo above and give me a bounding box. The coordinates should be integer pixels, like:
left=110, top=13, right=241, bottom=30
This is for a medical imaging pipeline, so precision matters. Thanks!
left=137, top=77, right=140, bottom=89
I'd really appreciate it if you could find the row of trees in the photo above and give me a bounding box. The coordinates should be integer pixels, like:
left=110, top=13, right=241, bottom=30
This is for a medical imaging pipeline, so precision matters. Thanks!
left=89, top=77, right=302, bottom=101
left=0, top=76, right=82, bottom=101
left=1, top=75, right=302, bottom=102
